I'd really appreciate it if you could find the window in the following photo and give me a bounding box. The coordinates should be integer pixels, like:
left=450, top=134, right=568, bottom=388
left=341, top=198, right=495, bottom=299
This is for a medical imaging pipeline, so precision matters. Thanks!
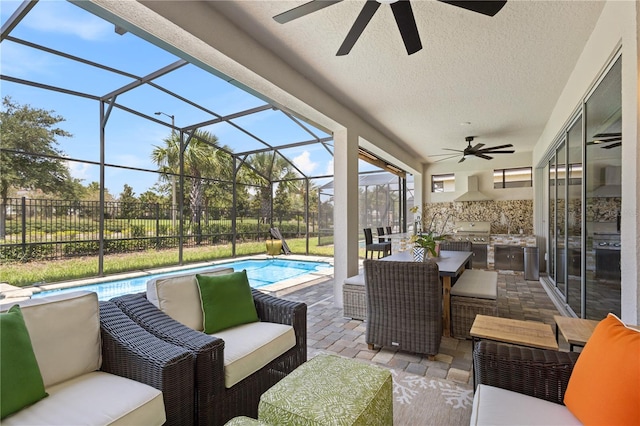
left=493, top=167, right=532, bottom=189
left=431, top=173, right=455, bottom=192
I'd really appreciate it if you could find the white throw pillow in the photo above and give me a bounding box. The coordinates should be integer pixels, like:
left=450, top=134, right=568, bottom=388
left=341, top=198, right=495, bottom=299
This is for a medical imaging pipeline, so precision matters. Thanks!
left=146, top=267, right=234, bottom=330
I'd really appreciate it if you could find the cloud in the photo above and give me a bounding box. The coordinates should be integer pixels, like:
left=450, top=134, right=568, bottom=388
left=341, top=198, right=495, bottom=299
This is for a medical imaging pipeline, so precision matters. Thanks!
left=66, top=161, right=92, bottom=181
left=25, top=2, right=111, bottom=41
left=0, top=42, right=54, bottom=76
left=325, top=158, right=334, bottom=176
left=292, top=151, right=317, bottom=175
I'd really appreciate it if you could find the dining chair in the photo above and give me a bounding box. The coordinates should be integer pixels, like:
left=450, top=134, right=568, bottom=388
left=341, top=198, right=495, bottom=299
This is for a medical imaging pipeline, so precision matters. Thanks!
left=364, top=228, right=391, bottom=259
left=364, top=259, right=442, bottom=358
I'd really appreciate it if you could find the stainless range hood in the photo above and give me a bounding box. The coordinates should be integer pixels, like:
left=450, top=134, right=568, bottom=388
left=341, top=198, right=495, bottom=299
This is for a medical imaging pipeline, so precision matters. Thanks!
left=591, top=166, right=621, bottom=197
left=454, top=176, right=491, bottom=202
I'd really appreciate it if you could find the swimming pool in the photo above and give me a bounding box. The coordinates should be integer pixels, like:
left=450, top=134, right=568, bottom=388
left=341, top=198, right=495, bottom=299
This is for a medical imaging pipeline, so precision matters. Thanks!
left=32, top=259, right=331, bottom=301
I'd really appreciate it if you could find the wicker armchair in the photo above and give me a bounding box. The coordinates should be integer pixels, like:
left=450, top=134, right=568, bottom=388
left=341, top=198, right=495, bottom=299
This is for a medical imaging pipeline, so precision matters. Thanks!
left=99, top=301, right=196, bottom=426
left=473, top=341, right=580, bottom=404
left=364, top=259, right=442, bottom=357
left=112, top=289, right=307, bottom=426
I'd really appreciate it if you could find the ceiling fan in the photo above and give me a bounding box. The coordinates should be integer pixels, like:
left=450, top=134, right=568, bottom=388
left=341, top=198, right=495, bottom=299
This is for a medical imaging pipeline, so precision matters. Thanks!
left=433, top=136, right=515, bottom=163
left=273, top=0, right=507, bottom=56
left=587, top=132, right=621, bottom=149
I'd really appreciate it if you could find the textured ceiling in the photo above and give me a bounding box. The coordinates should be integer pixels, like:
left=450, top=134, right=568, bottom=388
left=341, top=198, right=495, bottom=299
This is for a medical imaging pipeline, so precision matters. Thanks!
left=209, top=0, right=605, bottom=165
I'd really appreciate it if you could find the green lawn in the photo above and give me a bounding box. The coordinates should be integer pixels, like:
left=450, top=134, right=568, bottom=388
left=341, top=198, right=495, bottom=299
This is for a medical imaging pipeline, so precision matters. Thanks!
left=0, top=238, right=338, bottom=287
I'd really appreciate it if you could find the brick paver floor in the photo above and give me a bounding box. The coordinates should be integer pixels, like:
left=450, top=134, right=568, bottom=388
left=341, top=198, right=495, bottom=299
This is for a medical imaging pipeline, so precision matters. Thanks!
left=277, top=270, right=566, bottom=386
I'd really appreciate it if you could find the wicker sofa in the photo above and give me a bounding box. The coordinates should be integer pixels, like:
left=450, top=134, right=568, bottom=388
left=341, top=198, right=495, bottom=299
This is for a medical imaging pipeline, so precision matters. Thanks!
left=112, top=267, right=307, bottom=426
left=0, top=291, right=194, bottom=425
left=472, top=340, right=581, bottom=424
left=364, top=259, right=442, bottom=357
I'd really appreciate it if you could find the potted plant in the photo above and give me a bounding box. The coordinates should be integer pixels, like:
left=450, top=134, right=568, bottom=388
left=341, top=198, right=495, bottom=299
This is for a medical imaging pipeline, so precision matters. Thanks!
left=409, top=206, right=450, bottom=261
left=411, top=231, right=447, bottom=261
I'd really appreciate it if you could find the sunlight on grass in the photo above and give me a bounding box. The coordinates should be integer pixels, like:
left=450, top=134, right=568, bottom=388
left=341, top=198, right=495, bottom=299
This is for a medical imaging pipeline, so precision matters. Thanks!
left=0, top=238, right=337, bottom=287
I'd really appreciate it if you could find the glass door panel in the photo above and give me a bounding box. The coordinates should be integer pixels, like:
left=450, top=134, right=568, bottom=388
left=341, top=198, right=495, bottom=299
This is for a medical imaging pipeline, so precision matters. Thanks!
left=584, top=57, right=621, bottom=319
left=555, top=142, right=567, bottom=297
left=567, top=117, right=583, bottom=316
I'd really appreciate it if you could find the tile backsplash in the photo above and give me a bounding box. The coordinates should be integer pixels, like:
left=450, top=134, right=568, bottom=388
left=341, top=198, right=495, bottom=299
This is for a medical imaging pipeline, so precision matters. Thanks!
left=420, top=200, right=533, bottom=235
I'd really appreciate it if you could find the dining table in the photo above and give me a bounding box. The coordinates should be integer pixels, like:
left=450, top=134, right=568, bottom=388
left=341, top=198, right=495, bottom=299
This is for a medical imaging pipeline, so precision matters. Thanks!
left=382, top=250, right=473, bottom=337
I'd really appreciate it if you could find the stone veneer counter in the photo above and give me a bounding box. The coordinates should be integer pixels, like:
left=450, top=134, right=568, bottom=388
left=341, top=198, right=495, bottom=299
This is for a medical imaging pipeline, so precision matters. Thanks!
left=487, top=234, right=537, bottom=270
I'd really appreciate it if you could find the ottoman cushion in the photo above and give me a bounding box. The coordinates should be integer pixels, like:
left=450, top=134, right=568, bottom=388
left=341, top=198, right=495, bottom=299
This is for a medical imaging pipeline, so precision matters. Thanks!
left=258, top=354, right=392, bottom=425
left=450, top=270, right=498, bottom=300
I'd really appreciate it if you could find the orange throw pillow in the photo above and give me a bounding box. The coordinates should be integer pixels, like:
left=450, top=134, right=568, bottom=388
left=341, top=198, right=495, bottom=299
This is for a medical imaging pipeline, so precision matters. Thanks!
left=564, top=313, right=640, bottom=425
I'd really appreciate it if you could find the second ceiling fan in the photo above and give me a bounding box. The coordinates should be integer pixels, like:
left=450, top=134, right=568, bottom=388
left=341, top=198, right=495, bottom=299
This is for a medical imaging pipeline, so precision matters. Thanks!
left=435, top=136, right=515, bottom=163
left=273, top=0, right=507, bottom=56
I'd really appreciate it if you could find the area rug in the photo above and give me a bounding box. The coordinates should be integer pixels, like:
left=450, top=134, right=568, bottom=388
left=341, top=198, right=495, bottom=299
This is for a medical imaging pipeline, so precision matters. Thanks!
left=392, top=369, right=473, bottom=425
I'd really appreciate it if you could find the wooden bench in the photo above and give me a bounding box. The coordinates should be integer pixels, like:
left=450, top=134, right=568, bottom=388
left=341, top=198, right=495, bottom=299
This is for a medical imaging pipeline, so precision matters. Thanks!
left=451, top=270, right=498, bottom=338
left=343, top=273, right=366, bottom=320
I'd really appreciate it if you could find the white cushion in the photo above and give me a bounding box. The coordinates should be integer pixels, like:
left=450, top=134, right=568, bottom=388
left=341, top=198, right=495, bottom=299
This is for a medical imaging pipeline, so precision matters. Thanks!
left=2, top=291, right=101, bottom=388
left=451, top=270, right=498, bottom=300
left=146, top=267, right=235, bottom=330
left=344, top=274, right=365, bottom=286
left=214, top=322, right=296, bottom=388
left=471, top=384, right=582, bottom=425
left=1, top=371, right=165, bottom=426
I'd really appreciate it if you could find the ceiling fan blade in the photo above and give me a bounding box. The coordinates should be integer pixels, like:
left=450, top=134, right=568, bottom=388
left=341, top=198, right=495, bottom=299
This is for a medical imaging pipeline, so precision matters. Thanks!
left=390, top=0, right=422, bottom=55
left=593, top=132, right=622, bottom=138
left=442, top=148, right=464, bottom=152
left=337, top=1, right=380, bottom=56
left=438, top=1, right=507, bottom=17
left=481, top=150, right=515, bottom=154
left=434, top=154, right=460, bottom=162
left=458, top=156, right=466, bottom=163
left=274, top=0, right=343, bottom=24
left=429, top=152, right=461, bottom=157
left=602, top=142, right=622, bottom=149
left=476, top=153, right=494, bottom=160
left=470, top=143, right=485, bottom=151
left=590, top=136, right=622, bottom=143
left=478, top=143, right=513, bottom=151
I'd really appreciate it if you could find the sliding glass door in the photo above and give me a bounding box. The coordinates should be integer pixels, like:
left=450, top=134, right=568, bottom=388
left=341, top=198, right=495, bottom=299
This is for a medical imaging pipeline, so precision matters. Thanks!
left=545, top=56, right=621, bottom=319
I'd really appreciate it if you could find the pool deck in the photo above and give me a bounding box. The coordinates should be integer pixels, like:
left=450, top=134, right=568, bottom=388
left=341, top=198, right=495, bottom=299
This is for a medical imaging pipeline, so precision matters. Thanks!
left=1, top=254, right=568, bottom=386
left=0, top=254, right=335, bottom=304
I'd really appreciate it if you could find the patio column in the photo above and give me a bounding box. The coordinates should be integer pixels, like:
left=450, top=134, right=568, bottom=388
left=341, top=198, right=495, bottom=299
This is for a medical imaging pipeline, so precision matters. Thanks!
left=333, top=128, right=360, bottom=308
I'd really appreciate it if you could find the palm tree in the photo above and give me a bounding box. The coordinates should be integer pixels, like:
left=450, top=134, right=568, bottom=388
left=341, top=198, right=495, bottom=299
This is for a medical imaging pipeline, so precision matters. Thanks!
left=151, top=130, right=223, bottom=243
left=246, top=152, right=300, bottom=225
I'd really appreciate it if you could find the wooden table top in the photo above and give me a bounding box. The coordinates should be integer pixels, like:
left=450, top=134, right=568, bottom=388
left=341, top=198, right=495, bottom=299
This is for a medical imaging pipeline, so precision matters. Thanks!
left=554, top=315, right=600, bottom=346
left=554, top=315, right=640, bottom=346
left=470, top=315, right=559, bottom=350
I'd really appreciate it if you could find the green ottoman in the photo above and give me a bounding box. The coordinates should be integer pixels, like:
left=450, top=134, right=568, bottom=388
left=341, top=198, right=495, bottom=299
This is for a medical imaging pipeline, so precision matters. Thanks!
left=224, top=416, right=269, bottom=425
left=258, top=354, right=392, bottom=425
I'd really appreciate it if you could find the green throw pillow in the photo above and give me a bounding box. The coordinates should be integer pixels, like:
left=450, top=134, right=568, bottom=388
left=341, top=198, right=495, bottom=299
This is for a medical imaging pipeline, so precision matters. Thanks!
left=197, top=270, right=259, bottom=334
left=0, top=305, right=48, bottom=419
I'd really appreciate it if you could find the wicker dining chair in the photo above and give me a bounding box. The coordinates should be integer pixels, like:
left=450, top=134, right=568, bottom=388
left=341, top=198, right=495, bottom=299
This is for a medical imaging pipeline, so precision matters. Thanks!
left=439, top=241, right=473, bottom=253
left=364, top=259, right=442, bottom=357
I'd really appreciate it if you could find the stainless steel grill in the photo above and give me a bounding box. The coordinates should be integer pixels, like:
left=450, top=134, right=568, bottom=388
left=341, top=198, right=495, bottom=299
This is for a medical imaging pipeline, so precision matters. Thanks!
left=453, top=221, right=491, bottom=243
left=593, top=233, right=621, bottom=251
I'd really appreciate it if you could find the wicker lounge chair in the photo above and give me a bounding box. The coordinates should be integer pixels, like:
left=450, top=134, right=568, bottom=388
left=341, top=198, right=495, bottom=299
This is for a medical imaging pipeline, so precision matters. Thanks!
left=112, top=288, right=306, bottom=426
left=364, top=259, right=442, bottom=357
left=473, top=340, right=580, bottom=404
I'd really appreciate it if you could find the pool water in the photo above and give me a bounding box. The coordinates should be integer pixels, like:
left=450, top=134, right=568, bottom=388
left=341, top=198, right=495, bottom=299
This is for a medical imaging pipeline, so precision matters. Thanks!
left=32, top=259, right=331, bottom=301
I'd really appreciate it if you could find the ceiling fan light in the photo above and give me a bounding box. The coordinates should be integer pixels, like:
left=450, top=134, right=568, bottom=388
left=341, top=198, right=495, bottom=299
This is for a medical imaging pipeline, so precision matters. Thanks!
left=377, top=0, right=399, bottom=4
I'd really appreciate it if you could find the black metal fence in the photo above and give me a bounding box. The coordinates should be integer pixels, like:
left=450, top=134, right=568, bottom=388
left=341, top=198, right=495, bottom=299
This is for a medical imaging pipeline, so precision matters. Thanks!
left=0, top=197, right=314, bottom=262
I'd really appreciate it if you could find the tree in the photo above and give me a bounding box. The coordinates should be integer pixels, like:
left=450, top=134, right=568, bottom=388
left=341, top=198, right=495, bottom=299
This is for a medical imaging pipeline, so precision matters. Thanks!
left=151, top=130, right=223, bottom=243
left=246, top=152, right=300, bottom=225
left=119, top=184, right=138, bottom=219
left=0, top=97, right=73, bottom=238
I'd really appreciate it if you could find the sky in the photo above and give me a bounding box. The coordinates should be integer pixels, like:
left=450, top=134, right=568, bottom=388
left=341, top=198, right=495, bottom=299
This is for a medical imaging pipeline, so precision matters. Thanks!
left=0, top=0, right=384, bottom=198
